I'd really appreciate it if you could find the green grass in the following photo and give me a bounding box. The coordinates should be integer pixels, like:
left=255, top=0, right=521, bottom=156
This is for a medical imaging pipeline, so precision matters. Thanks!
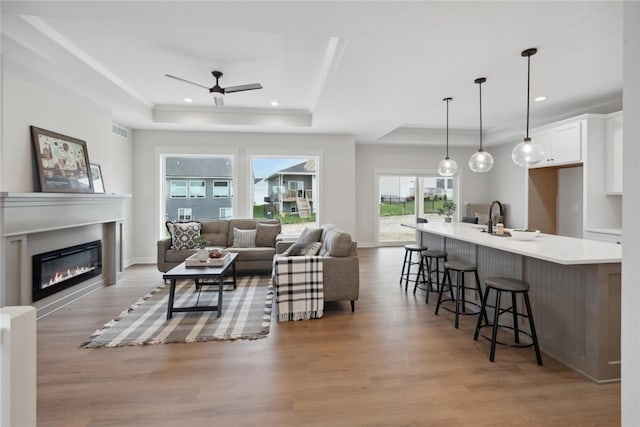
left=253, top=205, right=316, bottom=224
left=379, top=200, right=447, bottom=216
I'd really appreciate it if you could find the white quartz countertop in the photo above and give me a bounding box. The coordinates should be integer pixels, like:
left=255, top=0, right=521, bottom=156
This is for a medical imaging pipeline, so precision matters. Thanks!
left=404, top=222, right=622, bottom=265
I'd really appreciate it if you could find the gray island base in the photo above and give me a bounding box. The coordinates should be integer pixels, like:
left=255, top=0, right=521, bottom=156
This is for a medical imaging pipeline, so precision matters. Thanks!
left=405, top=222, right=621, bottom=383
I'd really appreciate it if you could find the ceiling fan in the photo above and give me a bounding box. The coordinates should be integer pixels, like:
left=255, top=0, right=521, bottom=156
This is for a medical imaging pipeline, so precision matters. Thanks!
left=165, top=70, right=263, bottom=106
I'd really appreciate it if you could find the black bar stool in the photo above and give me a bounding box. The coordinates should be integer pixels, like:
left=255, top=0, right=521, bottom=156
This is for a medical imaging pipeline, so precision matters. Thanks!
left=417, top=250, right=447, bottom=304
left=473, top=277, right=543, bottom=366
left=399, top=244, right=428, bottom=292
left=435, top=260, right=486, bottom=328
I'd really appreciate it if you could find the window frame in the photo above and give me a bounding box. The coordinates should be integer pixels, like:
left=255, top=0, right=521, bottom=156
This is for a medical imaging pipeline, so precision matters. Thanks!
left=170, top=179, right=188, bottom=199
left=188, top=179, right=206, bottom=199
left=213, top=180, right=231, bottom=198
left=177, top=207, right=193, bottom=221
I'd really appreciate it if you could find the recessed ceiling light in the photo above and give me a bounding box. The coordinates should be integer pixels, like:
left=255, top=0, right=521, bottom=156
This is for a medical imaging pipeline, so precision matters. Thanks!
left=184, top=97, right=193, bottom=103
left=270, top=100, right=279, bottom=106
left=534, top=96, right=547, bottom=102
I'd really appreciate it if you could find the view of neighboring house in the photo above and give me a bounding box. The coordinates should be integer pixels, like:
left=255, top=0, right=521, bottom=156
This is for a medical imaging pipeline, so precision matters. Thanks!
left=260, top=160, right=316, bottom=218
left=253, top=178, right=268, bottom=205
left=379, top=176, right=453, bottom=202
left=165, top=156, right=234, bottom=221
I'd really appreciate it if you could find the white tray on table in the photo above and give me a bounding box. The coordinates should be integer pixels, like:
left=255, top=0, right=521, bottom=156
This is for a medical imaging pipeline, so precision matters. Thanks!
left=185, top=251, right=229, bottom=268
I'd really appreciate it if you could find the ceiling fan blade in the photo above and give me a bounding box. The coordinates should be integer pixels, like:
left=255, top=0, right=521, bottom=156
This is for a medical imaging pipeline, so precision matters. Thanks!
left=224, top=83, right=263, bottom=94
left=165, top=74, right=210, bottom=90
left=214, top=96, right=224, bottom=106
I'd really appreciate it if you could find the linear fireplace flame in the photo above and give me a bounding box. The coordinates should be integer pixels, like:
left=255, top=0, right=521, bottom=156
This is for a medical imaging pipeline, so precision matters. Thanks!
left=32, top=240, right=102, bottom=302
left=45, top=265, right=97, bottom=288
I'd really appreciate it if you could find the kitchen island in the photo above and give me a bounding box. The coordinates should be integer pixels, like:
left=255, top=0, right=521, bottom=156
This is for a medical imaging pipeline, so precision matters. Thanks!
left=405, top=221, right=621, bottom=382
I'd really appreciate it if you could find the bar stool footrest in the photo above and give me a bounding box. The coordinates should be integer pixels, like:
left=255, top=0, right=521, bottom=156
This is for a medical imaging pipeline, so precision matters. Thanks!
left=475, top=324, right=537, bottom=349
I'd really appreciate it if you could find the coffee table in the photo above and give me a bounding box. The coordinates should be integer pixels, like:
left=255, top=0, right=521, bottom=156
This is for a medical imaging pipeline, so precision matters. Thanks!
left=162, top=252, right=238, bottom=320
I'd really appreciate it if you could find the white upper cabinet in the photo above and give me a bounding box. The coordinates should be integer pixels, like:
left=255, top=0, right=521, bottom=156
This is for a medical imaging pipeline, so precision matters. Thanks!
left=605, top=112, right=623, bottom=195
left=530, top=120, right=583, bottom=168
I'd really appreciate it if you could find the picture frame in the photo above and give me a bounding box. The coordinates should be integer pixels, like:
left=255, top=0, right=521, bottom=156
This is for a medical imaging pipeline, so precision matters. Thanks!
left=30, top=126, right=94, bottom=193
left=90, top=163, right=105, bottom=193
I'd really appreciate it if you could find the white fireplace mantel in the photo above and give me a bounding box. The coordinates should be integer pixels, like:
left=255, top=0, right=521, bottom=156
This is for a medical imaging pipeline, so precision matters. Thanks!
left=0, top=192, right=130, bottom=237
left=0, top=192, right=130, bottom=314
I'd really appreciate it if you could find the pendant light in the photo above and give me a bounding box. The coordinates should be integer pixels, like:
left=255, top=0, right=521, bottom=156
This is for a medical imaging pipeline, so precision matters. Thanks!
left=469, top=77, right=494, bottom=173
left=512, top=48, right=544, bottom=167
left=438, top=97, right=458, bottom=177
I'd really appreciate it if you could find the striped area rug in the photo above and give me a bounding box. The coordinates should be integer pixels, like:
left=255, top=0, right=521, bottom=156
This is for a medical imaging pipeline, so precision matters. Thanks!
left=81, top=275, right=273, bottom=348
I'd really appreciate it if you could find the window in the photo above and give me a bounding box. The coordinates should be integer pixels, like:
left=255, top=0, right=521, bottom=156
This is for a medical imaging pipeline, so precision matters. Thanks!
left=288, top=180, right=304, bottom=197
left=219, top=207, right=232, bottom=219
left=213, top=180, right=230, bottom=198
left=170, top=180, right=187, bottom=198
left=177, top=208, right=193, bottom=221
left=188, top=180, right=206, bottom=198
left=378, top=174, right=457, bottom=244
left=251, top=156, right=319, bottom=235
left=164, top=156, right=234, bottom=222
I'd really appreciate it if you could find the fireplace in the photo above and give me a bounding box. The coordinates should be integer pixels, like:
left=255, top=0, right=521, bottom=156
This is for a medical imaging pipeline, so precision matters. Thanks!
left=32, top=240, right=102, bottom=302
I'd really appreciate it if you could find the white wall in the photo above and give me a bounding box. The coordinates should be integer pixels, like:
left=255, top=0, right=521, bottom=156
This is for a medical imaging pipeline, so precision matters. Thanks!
left=131, top=130, right=356, bottom=263
left=355, top=144, right=490, bottom=246
left=557, top=166, right=583, bottom=238
left=1, top=60, right=135, bottom=265
left=622, top=1, right=640, bottom=424
left=485, top=142, right=528, bottom=228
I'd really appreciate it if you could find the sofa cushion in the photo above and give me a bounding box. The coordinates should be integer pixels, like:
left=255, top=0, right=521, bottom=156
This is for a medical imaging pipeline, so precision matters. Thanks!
left=200, top=220, right=229, bottom=247
left=169, top=222, right=202, bottom=250
left=297, top=227, right=323, bottom=243
left=320, top=224, right=338, bottom=240
left=282, top=242, right=322, bottom=256
left=232, top=227, right=257, bottom=248
left=256, top=222, right=281, bottom=247
left=319, top=229, right=352, bottom=257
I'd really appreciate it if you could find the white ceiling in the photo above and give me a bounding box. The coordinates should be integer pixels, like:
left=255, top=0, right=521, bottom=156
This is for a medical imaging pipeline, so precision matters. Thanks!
left=1, top=1, right=623, bottom=145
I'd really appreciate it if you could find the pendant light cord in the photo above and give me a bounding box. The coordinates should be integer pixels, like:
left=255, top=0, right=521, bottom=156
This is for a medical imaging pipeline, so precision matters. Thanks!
left=446, top=99, right=449, bottom=157
left=444, top=97, right=451, bottom=158
left=479, top=81, right=483, bottom=150
left=526, top=53, right=531, bottom=139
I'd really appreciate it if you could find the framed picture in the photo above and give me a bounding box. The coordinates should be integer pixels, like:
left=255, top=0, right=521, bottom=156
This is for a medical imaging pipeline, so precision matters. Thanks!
left=90, top=163, right=105, bottom=193
left=30, top=126, right=94, bottom=193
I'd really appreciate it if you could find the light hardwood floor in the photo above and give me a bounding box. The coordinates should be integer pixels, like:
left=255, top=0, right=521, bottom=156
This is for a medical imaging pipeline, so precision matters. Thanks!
left=37, top=247, right=620, bottom=426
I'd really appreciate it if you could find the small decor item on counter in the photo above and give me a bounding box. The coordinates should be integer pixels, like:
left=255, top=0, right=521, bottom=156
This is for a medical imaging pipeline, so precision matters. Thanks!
left=496, top=223, right=504, bottom=235
left=209, top=249, right=222, bottom=259
left=437, top=200, right=457, bottom=223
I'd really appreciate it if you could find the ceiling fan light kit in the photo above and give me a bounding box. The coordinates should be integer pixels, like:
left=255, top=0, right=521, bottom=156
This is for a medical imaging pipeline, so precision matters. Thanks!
left=438, top=97, right=458, bottom=177
left=165, top=70, right=263, bottom=106
left=512, top=47, right=545, bottom=167
left=469, top=77, right=494, bottom=173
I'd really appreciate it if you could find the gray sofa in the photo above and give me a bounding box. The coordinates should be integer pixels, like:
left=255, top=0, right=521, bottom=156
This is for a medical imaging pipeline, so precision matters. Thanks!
left=157, top=219, right=281, bottom=274
left=273, top=227, right=360, bottom=311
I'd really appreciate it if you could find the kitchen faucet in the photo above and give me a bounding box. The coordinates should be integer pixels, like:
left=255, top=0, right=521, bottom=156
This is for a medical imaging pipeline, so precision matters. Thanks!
left=487, top=200, right=504, bottom=234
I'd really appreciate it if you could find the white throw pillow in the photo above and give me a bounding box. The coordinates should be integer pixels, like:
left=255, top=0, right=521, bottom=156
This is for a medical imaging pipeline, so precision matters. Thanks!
left=232, top=227, right=257, bottom=248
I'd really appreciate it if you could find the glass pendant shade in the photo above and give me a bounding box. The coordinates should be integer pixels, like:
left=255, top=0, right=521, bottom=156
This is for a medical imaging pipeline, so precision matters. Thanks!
left=469, top=77, right=493, bottom=173
left=438, top=97, right=458, bottom=177
left=512, top=137, right=545, bottom=167
left=514, top=48, right=544, bottom=167
left=469, top=149, right=494, bottom=172
left=438, top=157, right=458, bottom=177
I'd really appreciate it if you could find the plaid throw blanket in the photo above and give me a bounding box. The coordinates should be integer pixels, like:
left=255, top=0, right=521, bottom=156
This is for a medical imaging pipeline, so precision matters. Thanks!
left=272, top=256, right=324, bottom=322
